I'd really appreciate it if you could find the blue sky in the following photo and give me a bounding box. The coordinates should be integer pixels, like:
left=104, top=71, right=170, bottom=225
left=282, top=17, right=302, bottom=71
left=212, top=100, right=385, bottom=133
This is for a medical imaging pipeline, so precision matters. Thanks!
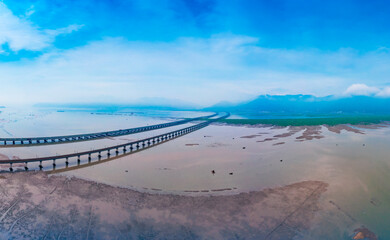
left=1, top=0, right=390, bottom=106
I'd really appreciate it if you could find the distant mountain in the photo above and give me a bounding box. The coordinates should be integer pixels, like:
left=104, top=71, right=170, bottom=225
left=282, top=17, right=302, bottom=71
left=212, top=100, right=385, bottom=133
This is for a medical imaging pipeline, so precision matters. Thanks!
left=206, top=95, right=390, bottom=114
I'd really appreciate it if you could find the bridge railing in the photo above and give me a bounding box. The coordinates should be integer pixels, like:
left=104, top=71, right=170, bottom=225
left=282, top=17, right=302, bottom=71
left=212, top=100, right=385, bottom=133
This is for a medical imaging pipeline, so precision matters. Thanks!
left=0, top=113, right=229, bottom=172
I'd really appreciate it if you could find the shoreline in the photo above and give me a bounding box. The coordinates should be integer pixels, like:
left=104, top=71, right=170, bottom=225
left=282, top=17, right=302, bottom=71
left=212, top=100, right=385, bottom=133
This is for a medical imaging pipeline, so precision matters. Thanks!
left=54, top=171, right=242, bottom=196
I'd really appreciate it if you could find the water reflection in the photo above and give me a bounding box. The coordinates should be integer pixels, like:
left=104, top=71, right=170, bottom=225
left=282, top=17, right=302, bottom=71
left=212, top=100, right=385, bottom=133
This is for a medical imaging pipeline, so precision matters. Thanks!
left=1, top=108, right=390, bottom=239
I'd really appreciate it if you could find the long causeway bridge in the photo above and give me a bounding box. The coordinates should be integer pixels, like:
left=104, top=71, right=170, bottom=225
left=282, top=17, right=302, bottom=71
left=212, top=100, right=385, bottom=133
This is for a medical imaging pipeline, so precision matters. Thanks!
left=0, top=113, right=217, bottom=146
left=0, top=113, right=230, bottom=172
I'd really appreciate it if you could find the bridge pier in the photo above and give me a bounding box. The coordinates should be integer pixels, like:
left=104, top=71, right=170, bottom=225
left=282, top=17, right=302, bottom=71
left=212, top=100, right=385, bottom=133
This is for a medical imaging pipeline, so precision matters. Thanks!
left=0, top=113, right=226, bottom=172
left=9, top=163, right=13, bottom=172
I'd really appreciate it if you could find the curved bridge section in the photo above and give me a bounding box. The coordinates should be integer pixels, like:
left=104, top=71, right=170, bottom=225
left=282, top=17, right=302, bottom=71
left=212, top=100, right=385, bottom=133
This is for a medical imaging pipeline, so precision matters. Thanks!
left=0, top=113, right=230, bottom=172
left=0, top=113, right=217, bottom=147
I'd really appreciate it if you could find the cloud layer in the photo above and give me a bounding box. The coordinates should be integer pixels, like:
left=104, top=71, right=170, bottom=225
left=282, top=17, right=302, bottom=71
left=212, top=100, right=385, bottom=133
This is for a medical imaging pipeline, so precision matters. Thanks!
left=0, top=2, right=82, bottom=53
left=344, top=84, right=390, bottom=97
left=1, top=35, right=390, bottom=106
left=1, top=1, right=390, bottom=106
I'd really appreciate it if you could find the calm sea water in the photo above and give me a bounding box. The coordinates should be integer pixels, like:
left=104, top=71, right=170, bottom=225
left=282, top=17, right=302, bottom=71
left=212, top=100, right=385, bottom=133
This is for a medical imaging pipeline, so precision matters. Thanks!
left=1, top=107, right=389, bottom=239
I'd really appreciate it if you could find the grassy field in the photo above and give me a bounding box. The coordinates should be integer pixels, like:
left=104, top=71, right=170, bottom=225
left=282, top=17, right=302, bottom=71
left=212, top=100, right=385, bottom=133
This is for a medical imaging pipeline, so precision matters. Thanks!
left=218, top=115, right=390, bottom=126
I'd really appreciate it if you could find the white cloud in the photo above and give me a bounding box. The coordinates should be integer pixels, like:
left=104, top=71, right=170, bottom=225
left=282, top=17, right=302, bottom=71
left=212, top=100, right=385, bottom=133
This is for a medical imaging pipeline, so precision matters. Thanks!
left=0, top=2, right=82, bottom=52
left=45, top=24, right=84, bottom=37
left=376, top=87, right=390, bottom=97
left=343, top=84, right=390, bottom=98
left=25, top=5, right=35, bottom=17
left=2, top=34, right=390, bottom=106
left=0, top=36, right=345, bottom=106
left=344, top=84, right=380, bottom=96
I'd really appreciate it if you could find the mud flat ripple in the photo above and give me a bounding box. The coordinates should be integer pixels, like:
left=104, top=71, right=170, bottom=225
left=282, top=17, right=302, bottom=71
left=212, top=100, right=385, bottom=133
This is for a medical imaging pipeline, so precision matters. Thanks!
left=0, top=172, right=328, bottom=240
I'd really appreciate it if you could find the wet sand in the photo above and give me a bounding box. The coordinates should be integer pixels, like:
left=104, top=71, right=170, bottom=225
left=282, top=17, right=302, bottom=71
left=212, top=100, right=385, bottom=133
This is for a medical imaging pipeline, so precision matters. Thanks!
left=0, top=112, right=387, bottom=239
left=0, top=172, right=327, bottom=240
left=217, top=122, right=389, bottom=143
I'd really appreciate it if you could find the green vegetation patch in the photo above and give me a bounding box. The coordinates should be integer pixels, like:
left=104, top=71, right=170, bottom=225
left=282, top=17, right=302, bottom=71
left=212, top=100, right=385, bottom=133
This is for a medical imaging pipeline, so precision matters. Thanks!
left=219, top=116, right=390, bottom=126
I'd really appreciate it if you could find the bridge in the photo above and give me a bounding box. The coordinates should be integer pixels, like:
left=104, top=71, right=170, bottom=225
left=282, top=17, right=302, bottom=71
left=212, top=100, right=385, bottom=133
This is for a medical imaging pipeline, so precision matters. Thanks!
left=0, top=113, right=230, bottom=172
left=0, top=113, right=217, bottom=147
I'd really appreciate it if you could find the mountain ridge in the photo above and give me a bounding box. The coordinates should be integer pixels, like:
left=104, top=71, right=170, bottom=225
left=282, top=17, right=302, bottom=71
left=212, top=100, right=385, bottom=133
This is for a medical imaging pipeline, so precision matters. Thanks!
left=205, top=94, right=390, bottom=114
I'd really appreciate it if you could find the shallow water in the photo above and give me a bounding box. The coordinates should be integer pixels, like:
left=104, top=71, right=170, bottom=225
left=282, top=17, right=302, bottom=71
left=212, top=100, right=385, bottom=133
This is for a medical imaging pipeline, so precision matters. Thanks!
left=1, top=108, right=390, bottom=239
left=64, top=124, right=390, bottom=239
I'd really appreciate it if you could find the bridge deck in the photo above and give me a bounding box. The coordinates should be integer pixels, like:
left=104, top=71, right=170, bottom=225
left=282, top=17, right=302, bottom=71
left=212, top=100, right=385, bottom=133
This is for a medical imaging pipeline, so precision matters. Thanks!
left=0, top=113, right=217, bottom=147
left=0, top=113, right=230, bottom=172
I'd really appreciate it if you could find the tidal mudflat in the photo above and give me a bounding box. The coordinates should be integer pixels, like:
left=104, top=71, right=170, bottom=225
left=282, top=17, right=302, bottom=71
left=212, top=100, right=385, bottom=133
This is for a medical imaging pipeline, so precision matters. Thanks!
left=0, top=109, right=389, bottom=239
left=0, top=172, right=328, bottom=239
left=60, top=122, right=389, bottom=239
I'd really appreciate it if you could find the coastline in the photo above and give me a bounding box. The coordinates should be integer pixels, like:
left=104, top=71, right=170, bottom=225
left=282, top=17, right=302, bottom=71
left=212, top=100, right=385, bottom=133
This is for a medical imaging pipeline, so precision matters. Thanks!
left=217, top=116, right=390, bottom=127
